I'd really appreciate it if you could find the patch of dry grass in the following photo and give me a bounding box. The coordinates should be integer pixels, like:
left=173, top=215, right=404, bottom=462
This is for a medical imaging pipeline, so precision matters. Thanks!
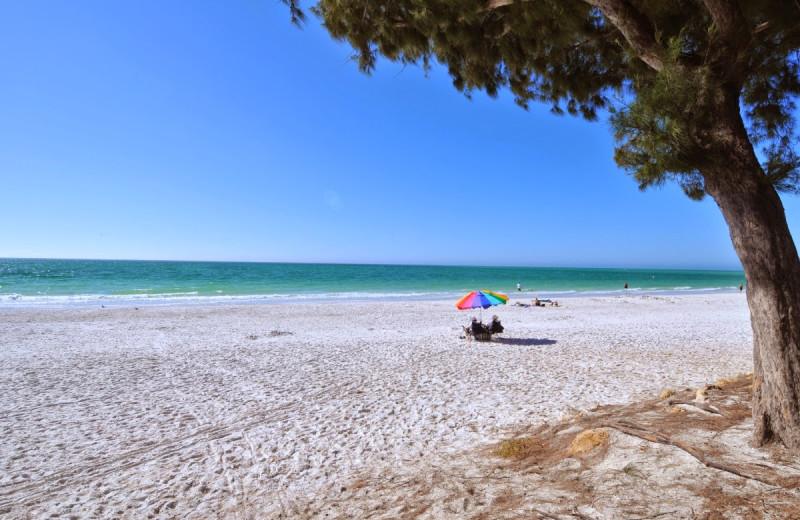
left=569, top=428, right=609, bottom=455
left=716, top=373, right=753, bottom=388
left=660, top=389, right=676, bottom=400
left=491, top=438, right=541, bottom=460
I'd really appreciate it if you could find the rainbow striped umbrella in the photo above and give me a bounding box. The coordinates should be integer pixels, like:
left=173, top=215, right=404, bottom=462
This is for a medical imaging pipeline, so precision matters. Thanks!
left=455, top=290, right=509, bottom=315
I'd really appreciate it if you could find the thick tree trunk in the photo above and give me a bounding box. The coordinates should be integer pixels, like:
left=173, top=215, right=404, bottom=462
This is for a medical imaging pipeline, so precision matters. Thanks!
left=703, top=92, right=800, bottom=450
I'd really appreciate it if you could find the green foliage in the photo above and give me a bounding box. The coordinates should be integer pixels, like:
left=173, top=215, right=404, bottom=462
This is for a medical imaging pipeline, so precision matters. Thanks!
left=284, top=0, right=307, bottom=26
left=303, top=0, right=636, bottom=119
left=622, top=462, right=643, bottom=477
left=285, top=0, right=800, bottom=197
left=610, top=37, right=717, bottom=198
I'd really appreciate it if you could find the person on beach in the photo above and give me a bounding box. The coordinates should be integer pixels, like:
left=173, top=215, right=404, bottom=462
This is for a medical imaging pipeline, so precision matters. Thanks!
left=488, top=315, right=504, bottom=334
left=534, top=298, right=544, bottom=307
left=471, top=317, right=487, bottom=335
left=517, top=282, right=522, bottom=292
left=739, top=283, right=744, bottom=292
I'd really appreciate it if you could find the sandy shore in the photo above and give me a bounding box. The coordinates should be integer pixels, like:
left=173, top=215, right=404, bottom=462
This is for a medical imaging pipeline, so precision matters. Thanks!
left=0, top=293, right=753, bottom=518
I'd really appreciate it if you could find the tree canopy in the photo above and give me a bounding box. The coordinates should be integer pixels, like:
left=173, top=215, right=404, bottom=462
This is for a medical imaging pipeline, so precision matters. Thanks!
left=285, top=0, right=800, bottom=199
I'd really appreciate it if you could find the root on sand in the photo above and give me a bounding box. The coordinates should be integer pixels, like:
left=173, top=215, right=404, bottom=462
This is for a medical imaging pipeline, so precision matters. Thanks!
left=304, top=375, right=800, bottom=520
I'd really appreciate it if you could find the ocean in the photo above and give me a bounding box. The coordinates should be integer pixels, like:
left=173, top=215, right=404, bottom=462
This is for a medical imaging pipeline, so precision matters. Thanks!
left=0, top=258, right=746, bottom=308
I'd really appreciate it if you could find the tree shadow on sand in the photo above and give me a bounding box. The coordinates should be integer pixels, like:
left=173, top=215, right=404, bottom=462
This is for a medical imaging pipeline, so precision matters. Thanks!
left=492, top=337, right=557, bottom=346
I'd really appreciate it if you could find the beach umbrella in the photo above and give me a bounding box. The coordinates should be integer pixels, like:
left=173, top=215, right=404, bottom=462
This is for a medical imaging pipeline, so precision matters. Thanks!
left=456, top=290, right=509, bottom=320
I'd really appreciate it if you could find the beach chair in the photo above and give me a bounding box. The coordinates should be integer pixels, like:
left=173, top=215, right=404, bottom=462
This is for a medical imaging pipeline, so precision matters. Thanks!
left=487, top=321, right=504, bottom=335
left=463, top=326, right=492, bottom=341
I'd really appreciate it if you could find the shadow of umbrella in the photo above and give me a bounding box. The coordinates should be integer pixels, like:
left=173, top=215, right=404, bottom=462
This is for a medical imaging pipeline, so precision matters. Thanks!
left=492, top=337, right=557, bottom=346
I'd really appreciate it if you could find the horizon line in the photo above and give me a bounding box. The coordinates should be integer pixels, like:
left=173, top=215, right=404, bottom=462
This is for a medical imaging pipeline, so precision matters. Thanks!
left=0, top=256, right=745, bottom=272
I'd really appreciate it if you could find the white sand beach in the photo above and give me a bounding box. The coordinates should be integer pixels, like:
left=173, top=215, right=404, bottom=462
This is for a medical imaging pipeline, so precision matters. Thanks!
left=0, top=293, right=754, bottom=518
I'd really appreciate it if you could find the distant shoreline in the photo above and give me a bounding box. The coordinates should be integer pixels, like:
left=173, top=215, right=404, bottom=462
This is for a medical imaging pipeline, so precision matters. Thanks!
left=0, top=286, right=746, bottom=310
left=0, top=258, right=746, bottom=309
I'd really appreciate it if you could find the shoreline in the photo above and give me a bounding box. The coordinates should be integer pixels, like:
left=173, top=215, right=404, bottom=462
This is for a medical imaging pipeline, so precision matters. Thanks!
left=0, top=286, right=745, bottom=310
left=0, top=293, right=753, bottom=518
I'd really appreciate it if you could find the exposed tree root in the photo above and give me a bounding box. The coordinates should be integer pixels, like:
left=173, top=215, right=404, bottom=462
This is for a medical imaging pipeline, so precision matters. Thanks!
left=602, top=420, right=790, bottom=488
left=297, top=375, right=800, bottom=519
left=666, top=399, right=723, bottom=415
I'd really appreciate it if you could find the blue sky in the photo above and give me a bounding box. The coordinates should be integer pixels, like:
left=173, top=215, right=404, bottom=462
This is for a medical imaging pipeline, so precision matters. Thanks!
left=1, top=1, right=797, bottom=270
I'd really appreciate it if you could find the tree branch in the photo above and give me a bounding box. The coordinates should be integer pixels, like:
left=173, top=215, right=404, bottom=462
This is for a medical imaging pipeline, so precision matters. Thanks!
left=583, top=0, right=663, bottom=71
left=485, top=0, right=663, bottom=71
left=751, top=21, right=771, bottom=36
left=701, top=0, right=747, bottom=46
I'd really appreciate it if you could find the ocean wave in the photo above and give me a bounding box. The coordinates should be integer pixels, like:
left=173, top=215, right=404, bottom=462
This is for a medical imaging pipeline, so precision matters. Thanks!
left=0, top=286, right=743, bottom=309
left=0, top=290, right=466, bottom=309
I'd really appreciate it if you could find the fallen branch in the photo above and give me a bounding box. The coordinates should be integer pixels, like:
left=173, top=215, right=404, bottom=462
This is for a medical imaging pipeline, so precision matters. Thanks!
left=666, top=399, right=724, bottom=415
left=602, top=420, right=786, bottom=488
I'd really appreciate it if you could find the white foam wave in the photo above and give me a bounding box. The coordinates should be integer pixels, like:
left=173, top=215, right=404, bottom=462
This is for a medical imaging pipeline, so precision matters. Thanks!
left=0, top=286, right=740, bottom=309
left=0, top=290, right=463, bottom=309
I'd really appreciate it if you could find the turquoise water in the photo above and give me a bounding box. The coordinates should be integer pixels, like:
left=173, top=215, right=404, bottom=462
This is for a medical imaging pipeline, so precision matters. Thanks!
left=0, top=258, right=745, bottom=308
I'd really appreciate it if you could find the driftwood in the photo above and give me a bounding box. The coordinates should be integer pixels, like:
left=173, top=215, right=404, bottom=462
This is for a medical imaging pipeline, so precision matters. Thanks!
left=666, top=399, right=724, bottom=415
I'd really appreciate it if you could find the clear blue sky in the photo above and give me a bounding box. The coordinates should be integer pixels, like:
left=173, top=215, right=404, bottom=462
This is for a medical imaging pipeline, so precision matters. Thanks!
left=2, top=1, right=798, bottom=270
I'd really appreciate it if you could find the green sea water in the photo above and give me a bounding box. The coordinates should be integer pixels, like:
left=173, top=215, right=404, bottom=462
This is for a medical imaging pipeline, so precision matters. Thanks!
left=0, top=258, right=745, bottom=308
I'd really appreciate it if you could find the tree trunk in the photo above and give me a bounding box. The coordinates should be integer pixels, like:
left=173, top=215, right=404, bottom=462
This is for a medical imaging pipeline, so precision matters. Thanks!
left=703, top=91, right=800, bottom=450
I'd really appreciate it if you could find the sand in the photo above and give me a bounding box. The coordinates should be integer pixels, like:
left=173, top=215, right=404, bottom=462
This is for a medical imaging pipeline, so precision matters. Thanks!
left=0, top=293, right=754, bottom=518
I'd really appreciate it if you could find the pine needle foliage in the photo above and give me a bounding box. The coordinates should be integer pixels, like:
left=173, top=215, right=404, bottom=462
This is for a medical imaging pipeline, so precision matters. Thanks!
left=284, top=0, right=800, bottom=198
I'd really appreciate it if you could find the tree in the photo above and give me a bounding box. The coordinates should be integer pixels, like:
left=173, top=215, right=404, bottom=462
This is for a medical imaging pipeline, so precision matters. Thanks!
left=285, top=0, right=800, bottom=450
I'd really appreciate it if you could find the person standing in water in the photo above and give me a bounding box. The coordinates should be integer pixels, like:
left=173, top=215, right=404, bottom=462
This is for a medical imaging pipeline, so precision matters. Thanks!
left=517, top=282, right=522, bottom=292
